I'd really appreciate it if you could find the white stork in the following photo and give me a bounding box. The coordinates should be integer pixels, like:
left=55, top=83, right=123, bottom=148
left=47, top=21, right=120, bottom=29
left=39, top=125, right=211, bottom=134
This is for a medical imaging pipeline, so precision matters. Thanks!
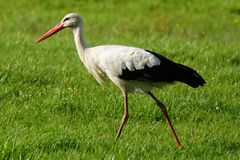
left=35, top=13, right=205, bottom=149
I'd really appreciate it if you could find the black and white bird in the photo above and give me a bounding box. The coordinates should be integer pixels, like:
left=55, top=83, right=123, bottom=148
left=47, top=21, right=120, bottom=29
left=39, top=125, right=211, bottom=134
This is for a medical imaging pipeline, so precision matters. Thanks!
left=35, top=13, right=205, bottom=149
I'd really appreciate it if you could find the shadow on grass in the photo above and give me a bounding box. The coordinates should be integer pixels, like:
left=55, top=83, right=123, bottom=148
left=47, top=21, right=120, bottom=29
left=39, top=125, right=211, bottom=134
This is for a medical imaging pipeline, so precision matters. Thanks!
left=230, top=8, right=240, bottom=15
left=37, top=137, right=82, bottom=153
left=201, top=139, right=240, bottom=154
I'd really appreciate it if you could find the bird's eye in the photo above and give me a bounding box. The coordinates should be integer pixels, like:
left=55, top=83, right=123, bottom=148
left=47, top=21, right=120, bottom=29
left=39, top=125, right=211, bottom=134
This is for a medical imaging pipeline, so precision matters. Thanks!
left=63, top=17, right=70, bottom=22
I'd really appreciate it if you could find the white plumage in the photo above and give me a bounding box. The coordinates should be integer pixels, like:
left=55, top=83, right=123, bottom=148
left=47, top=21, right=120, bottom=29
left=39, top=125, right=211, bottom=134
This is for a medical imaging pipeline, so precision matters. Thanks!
left=36, top=13, right=206, bottom=149
left=84, top=45, right=161, bottom=92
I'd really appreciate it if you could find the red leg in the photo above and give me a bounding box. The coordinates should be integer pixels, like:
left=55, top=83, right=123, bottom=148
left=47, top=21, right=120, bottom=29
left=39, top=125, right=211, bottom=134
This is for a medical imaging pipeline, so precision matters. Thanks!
left=147, top=91, right=181, bottom=149
left=115, top=92, right=129, bottom=142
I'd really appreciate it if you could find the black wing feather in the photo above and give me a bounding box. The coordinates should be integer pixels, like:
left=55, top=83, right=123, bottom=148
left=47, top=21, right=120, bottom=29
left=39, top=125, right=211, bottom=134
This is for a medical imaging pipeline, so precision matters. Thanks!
left=119, top=50, right=206, bottom=88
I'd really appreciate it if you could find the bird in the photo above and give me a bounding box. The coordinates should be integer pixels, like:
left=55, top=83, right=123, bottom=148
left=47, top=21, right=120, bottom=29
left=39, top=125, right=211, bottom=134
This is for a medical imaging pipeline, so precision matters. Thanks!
left=35, top=13, right=205, bottom=149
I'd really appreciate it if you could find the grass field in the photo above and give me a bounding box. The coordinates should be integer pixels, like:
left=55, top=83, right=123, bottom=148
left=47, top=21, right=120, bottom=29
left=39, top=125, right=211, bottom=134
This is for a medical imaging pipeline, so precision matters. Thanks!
left=0, top=0, right=240, bottom=159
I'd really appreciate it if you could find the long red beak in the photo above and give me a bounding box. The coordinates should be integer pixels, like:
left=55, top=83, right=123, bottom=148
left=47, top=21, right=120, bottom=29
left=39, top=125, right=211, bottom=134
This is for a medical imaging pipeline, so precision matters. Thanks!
left=35, top=23, right=64, bottom=43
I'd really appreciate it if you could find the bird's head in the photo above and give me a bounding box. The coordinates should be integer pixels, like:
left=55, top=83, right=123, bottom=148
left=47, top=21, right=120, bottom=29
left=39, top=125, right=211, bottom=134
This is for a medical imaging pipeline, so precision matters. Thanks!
left=35, top=13, right=82, bottom=43
left=61, top=13, right=82, bottom=28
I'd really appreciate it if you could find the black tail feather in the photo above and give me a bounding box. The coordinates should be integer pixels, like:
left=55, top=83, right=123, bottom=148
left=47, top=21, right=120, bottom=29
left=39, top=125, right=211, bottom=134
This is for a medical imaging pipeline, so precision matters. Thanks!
left=173, top=63, right=206, bottom=88
left=145, top=50, right=206, bottom=88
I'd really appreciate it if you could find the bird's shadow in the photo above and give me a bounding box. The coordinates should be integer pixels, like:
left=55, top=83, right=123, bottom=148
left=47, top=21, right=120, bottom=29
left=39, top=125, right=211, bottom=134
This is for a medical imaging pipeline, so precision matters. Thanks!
left=230, top=8, right=240, bottom=15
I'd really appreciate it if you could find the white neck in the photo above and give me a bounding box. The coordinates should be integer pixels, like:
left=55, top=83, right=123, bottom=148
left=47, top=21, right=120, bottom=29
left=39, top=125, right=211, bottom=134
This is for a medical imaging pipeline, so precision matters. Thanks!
left=73, top=26, right=88, bottom=62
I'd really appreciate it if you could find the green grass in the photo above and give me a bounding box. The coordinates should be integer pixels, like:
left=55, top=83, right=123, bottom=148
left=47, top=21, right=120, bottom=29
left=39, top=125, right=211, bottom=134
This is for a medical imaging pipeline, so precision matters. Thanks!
left=0, top=0, right=240, bottom=159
